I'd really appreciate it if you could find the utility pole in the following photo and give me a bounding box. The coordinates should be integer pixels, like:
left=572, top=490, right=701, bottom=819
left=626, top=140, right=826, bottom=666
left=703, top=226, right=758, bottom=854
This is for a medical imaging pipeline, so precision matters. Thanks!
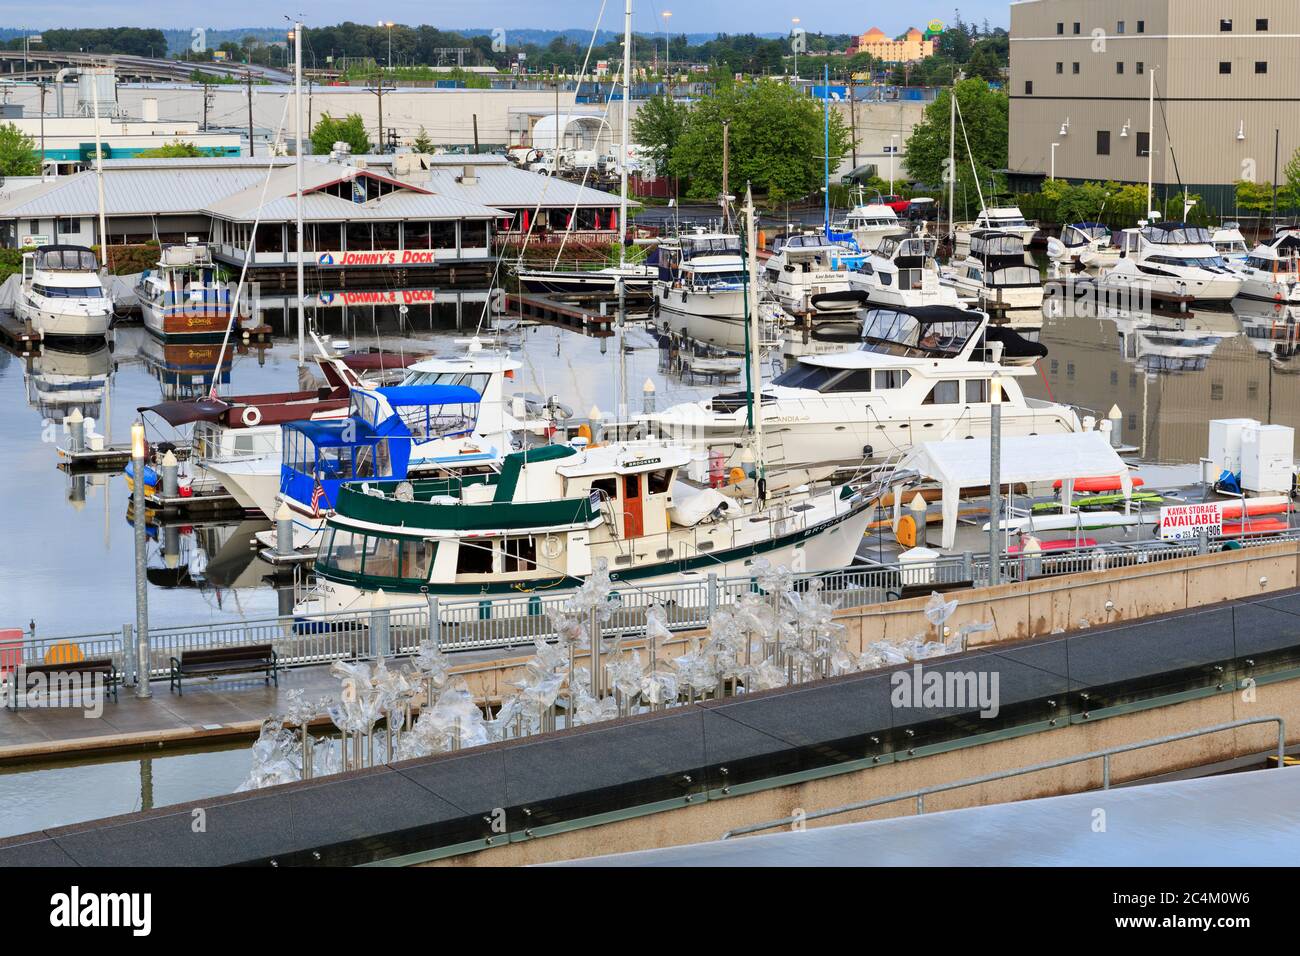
left=848, top=72, right=858, bottom=170
left=369, top=73, right=388, bottom=153
left=246, top=69, right=255, bottom=157
left=201, top=80, right=210, bottom=130
left=36, top=80, right=46, bottom=175
left=472, top=113, right=479, bottom=154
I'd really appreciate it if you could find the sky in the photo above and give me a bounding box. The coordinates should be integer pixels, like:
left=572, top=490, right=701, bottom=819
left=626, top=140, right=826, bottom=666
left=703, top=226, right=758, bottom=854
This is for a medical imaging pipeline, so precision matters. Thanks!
left=0, top=1, right=1012, bottom=35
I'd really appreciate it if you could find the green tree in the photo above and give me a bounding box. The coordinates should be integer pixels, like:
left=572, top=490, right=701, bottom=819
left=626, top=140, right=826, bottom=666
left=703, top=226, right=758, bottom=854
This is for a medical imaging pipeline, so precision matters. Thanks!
left=631, top=94, right=688, bottom=176
left=0, top=123, right=40, bottom=176
left=904, top=78, right=1007, bottom=190
left=1235, top=179, right=1274, bottom=214
left=670, top=80, right=851, bottom=202
left=135, top=141, right=207, bottom=158
left=310, top=113, right=372, bottom=156
left=410, top=127, right=436, bottom=153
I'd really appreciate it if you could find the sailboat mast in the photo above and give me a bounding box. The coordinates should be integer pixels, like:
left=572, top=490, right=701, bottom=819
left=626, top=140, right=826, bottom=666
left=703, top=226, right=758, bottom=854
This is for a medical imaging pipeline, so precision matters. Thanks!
left=744, top=186, right=764, bottom=501
left=618, top=0, right=632, bottom=270
left=294, top=20, right=306, bottom=367
left=89, top=68, right=109, bottom=274
left=822, top=64, right=830, bottom=234
left=947, top=81, right=955, bottom=241
left=1146, top=66, right=1156, bottom=219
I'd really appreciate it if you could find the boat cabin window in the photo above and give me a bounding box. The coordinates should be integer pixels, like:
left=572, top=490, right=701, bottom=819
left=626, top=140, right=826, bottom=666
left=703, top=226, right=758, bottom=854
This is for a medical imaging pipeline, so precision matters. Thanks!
left=36, top=248, right=98, bottom=271
left=456, top=539, right=494, bottom=575
left=319, top=529, right=371, bottom=575
left=647, top=468, right=673, bottom=495
left=874, top=369, right=911, bottom=390
left=922, top=380, right=961, bottom=405
left=771, top=363, right=841, bottom=391
left=1141, top=225, right=1212, bottom=245
left=965, top=380, right=990, bottom=403
left=31, top=284, right=103, bottom=298
left=1146, top=254, right=1227, bottom=269
left=319, top=529, right=435, bottom=583
left=502, top=535, right=537, bottom=574
left=824, top=368, right=876, bottom=393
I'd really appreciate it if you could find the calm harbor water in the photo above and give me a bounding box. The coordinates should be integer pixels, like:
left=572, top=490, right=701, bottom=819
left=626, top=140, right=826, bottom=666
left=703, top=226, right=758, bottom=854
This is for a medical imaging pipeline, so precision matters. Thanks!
left=2, top=285, right=1299, bottom=837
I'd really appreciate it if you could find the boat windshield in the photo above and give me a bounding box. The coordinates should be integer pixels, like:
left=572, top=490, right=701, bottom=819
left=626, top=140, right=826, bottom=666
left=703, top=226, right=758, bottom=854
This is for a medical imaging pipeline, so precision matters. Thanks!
left=1142, top=225, right=1213, bottom=245
left=31, top=284, right=103, bottom=298
left=682, top=236, right=741, bottom=257
left=318, top=526, right=435, bottom=584
left=860, top=309, right=979, bottom=356
left=970, top=234, right=1025, bottom=257
left=1064, top=223, right=1109, bottom=246
left=36, top=248, right=99, bottom=271
left=1146, top=254, right=1230, bottom=270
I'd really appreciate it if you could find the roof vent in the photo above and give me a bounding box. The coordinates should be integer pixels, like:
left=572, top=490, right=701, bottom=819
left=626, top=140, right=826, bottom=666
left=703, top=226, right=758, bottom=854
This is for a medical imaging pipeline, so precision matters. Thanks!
left=457, top=164, right=477, bottom=185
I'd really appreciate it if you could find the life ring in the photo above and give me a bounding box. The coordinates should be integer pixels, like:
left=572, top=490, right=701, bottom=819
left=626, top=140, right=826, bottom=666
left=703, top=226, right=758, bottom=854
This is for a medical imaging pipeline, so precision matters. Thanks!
left=541, top=535, right=563, bottom=559
left=241, top=405, right=262, bottom=426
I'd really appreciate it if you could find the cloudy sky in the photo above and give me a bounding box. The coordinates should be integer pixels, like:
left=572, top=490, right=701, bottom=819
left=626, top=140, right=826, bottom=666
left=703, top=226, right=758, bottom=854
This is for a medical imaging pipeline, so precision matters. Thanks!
left=0, top=1, right=1011, bottom=34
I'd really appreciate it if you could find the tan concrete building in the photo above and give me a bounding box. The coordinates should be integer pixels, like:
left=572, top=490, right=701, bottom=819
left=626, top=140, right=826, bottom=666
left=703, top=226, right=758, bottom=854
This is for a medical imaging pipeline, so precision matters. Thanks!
left=1008, top=0, right=1300, bottom=213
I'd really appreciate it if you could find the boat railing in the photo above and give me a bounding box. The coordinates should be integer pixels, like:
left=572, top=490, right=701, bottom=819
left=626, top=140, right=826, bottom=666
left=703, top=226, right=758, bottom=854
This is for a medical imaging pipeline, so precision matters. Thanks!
left=10, top=526, right=1300, bottom=689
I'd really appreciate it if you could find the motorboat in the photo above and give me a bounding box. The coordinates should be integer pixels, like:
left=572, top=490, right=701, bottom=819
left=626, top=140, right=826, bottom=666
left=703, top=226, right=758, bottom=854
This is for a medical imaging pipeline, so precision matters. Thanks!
left=654, top=231, right=774, bottom=351
left=1046, top=223, right=1119, bottom=272
left=836, top=202, right=903, bottom=253
left=763, top=231, right=861, bottom=317
left=1098, top=222, right=1244, bottom=304
left=296, top=440, right=875, bottom=616
left=1211, top=223, right=1251, bottom=266
left=1234, top=232, right=1300, bottom=304
left=954, top=206, right=1038, bottom=258
left=644, top=305, right=1075, bottom=486
left=514, top=262, right=656, bottom=296
left=136, top=240, right=236, bottom=340
left=837, top=231, right=961, bottom=311
left=942, top=230, right=1045, bottom=338
left=15, top=245, right=112, bottom=339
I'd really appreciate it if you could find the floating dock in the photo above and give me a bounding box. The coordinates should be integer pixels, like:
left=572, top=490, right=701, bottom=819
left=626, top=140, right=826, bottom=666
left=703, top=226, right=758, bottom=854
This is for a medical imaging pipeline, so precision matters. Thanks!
left=502, top=293, right=650, bottom=337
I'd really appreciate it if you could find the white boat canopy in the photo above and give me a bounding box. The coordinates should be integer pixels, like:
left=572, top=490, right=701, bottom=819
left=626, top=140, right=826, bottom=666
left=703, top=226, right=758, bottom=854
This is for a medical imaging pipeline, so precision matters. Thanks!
left=892, top=431, right=1132, bottom=550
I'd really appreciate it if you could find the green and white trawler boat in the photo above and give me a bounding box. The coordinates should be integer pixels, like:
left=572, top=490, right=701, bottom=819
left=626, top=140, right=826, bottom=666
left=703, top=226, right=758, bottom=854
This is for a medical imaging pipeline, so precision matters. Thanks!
left=299, top=439, right=874, bottom=614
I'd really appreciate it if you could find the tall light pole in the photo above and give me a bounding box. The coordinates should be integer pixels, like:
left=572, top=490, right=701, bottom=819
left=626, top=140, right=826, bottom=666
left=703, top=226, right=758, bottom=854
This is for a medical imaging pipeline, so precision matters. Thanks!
left=662, top=11, right=672, bottom=83
left=1146, top=65, right=1157, bottom=219
left=988, top=373, right=1003, bottom=587
left=1050, top=142, right=1059, bottom=180
left=889, top=133, right=899, bottom=192
left=379, top=21, right=394, bottom=71
left=791, top=18, right=801, bottom=79
left=131, top=421, right=151, bottom=698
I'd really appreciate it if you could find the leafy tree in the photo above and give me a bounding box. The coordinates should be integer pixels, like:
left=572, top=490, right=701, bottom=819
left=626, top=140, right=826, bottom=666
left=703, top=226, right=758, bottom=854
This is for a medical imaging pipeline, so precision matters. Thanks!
left=310, top=113, right=371, bottom=156
left=904, top=78, right=1007, bottom=190
left=669, top=81, right=851, bottom=202
left=0, top=123, right=40, bottom=176
left=410, top=127, right=436, bottom=153
left=135, top=141, right=207, bottom=158
left=1235, top=179, right=1276, bottom=214
left=631, top=94, right=688, bottom=176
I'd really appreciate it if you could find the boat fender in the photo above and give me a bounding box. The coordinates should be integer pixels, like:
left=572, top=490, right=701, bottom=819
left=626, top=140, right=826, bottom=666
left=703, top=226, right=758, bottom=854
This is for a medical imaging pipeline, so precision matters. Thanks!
left=242, top=405, right=262, bottom=426
left=541, top=535, right=563, bottom=559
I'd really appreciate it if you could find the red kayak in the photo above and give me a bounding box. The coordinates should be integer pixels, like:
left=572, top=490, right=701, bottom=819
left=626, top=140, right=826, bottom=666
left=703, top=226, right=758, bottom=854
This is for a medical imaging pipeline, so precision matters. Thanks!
left=1053, top=476, right=1144, bottom=493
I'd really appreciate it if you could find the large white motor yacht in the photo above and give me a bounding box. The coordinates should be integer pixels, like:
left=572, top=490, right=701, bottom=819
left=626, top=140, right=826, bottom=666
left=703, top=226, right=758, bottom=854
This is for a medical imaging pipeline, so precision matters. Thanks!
left=16, top=245, right=112, bottom=339
left=942, top=230, right=1045, bottom=339
left=954, top=206, right=1038, bottom=258
left=1098, top=222, right=1244, bottom=304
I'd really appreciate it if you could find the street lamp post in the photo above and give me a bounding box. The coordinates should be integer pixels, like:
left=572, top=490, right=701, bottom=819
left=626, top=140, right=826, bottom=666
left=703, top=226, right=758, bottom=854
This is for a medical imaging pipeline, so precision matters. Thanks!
left=988, top=373, right=1003, bottom=587
left=889, top=134, right=899, bottom=192
left=792, top=18, right=801, bottom=79
left=662, top=11, right=672, bottom=84
left=131, top=421, right=151, bottom=698
left=379, top=21, right=394, bottom=72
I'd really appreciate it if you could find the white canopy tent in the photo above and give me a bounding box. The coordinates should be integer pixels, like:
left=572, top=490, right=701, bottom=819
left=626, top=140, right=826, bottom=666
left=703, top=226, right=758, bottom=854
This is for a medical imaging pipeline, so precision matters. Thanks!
left=529, top=113, right=611, bottom=152
left=892, top=432, right=1133, bottom=550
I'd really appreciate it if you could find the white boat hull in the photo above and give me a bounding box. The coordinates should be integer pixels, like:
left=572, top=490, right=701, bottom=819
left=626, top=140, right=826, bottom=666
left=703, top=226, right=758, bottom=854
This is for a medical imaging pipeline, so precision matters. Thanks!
left=17, top=299, right=112, bottom=338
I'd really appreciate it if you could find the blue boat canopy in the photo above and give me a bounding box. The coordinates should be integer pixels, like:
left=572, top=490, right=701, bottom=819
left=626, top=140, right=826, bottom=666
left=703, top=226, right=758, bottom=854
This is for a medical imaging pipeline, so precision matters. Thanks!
left=371, top=384, right=481, bottom=406
left=283, top=418, right=382, bottom=447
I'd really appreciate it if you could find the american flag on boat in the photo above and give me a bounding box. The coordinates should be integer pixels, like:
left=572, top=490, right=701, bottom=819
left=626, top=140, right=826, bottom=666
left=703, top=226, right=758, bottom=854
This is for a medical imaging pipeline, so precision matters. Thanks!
left=311, top=479, right=326, bottom=517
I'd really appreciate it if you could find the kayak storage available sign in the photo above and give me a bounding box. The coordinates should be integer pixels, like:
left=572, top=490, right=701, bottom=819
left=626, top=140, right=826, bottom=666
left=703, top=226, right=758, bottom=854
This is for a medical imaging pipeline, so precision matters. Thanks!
left=1159, top=502, right=1223, bottom=540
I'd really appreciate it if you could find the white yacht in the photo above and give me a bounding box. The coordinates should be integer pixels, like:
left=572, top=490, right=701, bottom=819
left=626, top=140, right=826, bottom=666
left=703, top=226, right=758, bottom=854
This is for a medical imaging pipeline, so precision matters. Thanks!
left=942, top=230, right=1045, bottom=339
left=15, top=245, right=112, bottom=339
left=837, top=202, right=903, bottom=253
left=1046, top=222, right=1119, bottom=273
left=841, top=231, right=961, bottom=311
left=645, top=305, right=1078, bottom=486
left=1098, top=222, right=1244, bottom=304
left=1211, top=223, right=1251, bottom=266
left=954, top=206, right=1038, bottom=258
left=1234, top=232, right=1300, bottom=304
left=514, top=262, right=656, bottom=296
left=655, top=231, right=770, bottom=351
left=136, top=241, right=234, bottom=340
left=763, top=232, right=860, bottom=317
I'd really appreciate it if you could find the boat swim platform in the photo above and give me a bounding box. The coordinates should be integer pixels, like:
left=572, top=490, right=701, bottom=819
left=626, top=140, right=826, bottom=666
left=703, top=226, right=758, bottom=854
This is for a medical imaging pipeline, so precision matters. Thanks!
left=5, top=584, right=1300, bottom=866
left=0, top=312, right=43, bottom=352
left=503, top=293, right=650, bottom=338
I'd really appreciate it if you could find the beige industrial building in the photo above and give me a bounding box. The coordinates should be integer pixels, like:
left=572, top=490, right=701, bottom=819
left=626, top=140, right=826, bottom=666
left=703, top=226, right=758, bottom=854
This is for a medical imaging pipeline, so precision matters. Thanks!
left=1008, top=0, right=1300, bottom=213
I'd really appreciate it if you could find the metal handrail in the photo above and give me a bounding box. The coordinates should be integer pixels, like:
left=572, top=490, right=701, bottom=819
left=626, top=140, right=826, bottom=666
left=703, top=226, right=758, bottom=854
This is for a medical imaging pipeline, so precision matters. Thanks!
left=720, top=715, right=1287, bottom=839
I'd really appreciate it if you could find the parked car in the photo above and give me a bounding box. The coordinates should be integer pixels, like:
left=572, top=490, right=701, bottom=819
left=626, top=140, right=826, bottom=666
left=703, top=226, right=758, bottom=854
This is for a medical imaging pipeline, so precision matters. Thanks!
left=877, top=194, right=911, bottom=216
left=905, top=197, right=938, bottom=221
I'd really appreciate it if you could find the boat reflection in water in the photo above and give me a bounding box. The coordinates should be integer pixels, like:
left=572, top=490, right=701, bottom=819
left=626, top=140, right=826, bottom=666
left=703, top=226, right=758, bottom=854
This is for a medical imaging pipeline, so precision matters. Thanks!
left=22, top=338, right=112, bottom=425
left=134, top=516, right=279, bottom=609
left=1234, top=298, right=1300, bottom=370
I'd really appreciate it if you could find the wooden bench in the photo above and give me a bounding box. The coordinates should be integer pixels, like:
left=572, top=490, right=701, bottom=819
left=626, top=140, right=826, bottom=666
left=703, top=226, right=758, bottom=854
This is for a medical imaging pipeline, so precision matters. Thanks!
left=169, top=644, right=278, bottom=696
left=7, top=658, right=119, bottom=710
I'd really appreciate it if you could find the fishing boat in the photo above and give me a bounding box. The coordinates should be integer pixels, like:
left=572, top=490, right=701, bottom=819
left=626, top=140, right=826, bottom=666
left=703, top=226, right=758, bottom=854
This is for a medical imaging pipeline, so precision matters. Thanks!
left=942, top=230, right=1045, bottom=338
left=1234, top=232, right=1300, bottom=303
left=15, top=245, right=112, bottom=340
left=297, top=440, right=875, bottom=614
left=1098, top=222, right=1244, bottom=304
left=645, top=305, right=1076, bottom=486
left=136, top=240, right=235, bottom=340
left=954, top=206, right=1039, bottom=258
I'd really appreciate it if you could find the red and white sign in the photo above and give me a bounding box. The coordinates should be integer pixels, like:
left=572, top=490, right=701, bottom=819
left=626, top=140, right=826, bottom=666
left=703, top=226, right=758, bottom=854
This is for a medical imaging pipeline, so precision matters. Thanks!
left=315, top=288, right=437, bottom=308
left=1159, top=502, right=1223, bottom=540
left=315, top=249, right=439, bottom=268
